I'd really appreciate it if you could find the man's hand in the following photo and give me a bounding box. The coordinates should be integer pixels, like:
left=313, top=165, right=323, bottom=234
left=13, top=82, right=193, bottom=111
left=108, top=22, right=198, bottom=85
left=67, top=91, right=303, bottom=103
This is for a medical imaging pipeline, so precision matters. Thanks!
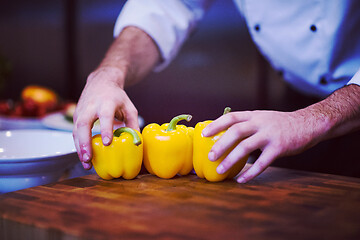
left=73, top=67, right=139, bottom=169
left=72, top=26, right=160, bottom=169
left=202, top=110, right=322, bottom=183
left=202, top=84, right=360, bottom=183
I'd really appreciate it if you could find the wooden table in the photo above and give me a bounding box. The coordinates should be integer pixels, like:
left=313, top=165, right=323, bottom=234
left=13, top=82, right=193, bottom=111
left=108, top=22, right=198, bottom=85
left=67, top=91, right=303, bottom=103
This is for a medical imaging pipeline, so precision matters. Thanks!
left=1, top=165, right=360, bottom=240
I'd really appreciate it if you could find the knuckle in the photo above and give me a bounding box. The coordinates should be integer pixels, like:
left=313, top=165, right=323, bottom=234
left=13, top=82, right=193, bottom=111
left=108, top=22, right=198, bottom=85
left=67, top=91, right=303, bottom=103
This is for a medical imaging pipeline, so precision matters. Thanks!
left=221, top=159, right=233, bottom=169
left=99, top=100, right=115, bottom=111
left=99, top=111, right=114, bottom=121
left=229, top=123, right=243, bottom=136
left=87, top=72, right=95, bottom=80
left=211, top=144, right=221, bottom=157
left=225, top=112, right=238, bottom=122
left=75, top=118, right=89, bottom=129
left=98, top=106, right=117, bottom=120
left=240, top=141, right=252, bottom=153
left=73, top=106, right=84, bottom=122
left=126, top=101, right=138, bottom=115
left=115, top=91, right=127, bottom=102
left=132, top=107, right=138, bottom=116
left=125, top=106, right=138, bottom=118
left=256, top=160, right=267, bottom=170
left=271, top=147, right=282, bottom=158
left=269, top=140, right=283, bottom=154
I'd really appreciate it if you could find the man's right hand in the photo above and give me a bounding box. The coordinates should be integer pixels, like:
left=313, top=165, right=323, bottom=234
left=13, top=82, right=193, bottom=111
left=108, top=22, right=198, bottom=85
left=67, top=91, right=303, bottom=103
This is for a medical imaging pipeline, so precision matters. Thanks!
left=73, top=66, right=139, bottom=170
left=72, top=26, right=160, bottom=169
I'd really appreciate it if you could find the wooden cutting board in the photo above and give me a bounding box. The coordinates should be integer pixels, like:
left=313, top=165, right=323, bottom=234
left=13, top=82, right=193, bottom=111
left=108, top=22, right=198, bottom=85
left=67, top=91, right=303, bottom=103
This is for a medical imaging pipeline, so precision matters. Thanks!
left=1, top=165, right=360, bottom=240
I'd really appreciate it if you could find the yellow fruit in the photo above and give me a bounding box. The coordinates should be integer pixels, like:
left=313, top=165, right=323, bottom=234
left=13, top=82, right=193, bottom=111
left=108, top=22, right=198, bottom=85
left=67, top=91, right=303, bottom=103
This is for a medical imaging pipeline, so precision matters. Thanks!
left=21, top=85, right=57, bottom=105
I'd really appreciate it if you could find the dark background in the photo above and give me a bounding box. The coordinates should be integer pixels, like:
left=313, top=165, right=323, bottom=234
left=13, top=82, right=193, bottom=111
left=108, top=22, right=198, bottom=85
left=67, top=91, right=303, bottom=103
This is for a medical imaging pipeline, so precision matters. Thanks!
left=1, top=0, right=359, bottom=177
left=0, top=0, right=286, bottom=122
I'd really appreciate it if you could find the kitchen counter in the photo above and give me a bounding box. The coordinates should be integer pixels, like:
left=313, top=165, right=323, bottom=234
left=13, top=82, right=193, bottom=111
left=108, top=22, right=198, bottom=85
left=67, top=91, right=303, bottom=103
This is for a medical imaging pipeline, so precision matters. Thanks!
left=1, top=165, right=360, bottom=240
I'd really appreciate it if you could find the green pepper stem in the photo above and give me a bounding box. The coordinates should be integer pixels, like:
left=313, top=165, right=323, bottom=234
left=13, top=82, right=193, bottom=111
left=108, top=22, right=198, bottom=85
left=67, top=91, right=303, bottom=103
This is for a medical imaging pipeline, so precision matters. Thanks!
left=223, top=107, right=231, bottom=115
left=113, top=127, right=142, bottom=146
left=166, top=114, right=192, bottom=131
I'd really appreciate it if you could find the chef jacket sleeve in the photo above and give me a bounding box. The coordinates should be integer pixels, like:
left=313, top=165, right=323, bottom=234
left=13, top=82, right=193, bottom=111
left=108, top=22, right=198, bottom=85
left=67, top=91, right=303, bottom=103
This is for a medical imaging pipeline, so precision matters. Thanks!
left=347, top=68, right=360, bottom=87
left=113, top=0, right=213, bottom=72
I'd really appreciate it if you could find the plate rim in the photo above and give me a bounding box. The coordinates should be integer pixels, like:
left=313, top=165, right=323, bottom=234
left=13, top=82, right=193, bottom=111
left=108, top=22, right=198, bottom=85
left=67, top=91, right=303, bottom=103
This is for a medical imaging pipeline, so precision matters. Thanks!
left=0, top=129, right=76, bottom=162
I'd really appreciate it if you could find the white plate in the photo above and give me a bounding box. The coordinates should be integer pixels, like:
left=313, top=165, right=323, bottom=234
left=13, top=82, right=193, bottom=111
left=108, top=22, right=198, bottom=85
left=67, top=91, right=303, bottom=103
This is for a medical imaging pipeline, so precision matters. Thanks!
left=0, top=129, right=78, bottom=193
left=0, top=129, right=76, bottom=161
left=41, top=112, right=144, bottom=134
left=0, top=115, right=44, bottom=130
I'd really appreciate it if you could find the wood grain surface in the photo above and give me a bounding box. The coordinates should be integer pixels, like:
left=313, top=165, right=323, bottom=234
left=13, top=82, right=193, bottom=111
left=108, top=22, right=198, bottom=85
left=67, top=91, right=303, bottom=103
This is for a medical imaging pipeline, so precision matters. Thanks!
left=1, top=165, right=360, bottom=240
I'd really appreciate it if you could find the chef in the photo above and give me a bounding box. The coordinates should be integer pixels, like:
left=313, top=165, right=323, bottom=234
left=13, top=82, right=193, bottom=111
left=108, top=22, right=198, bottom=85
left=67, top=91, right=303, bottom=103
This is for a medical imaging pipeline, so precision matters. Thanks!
left=73, top=0, right=360, bottom=183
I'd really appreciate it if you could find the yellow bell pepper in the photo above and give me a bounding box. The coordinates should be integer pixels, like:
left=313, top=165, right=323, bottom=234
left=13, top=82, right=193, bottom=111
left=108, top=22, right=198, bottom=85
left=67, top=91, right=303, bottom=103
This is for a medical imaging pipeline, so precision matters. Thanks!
left=193, top=108, right=248, bottom=182
left=142, top=114, right=194, bottom=179
left=92, top=127, right=143, bottom=180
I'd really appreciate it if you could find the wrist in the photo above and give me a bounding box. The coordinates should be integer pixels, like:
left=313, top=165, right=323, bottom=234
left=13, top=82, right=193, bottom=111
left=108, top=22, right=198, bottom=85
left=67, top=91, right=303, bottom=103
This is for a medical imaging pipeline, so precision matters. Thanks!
left=87, top=66, right=127, bottom=89
left=295, top=84, right=360, bottom=142
left=99, top=26, right=159, bottom=86
left=293, top=105, right=334, bottom=145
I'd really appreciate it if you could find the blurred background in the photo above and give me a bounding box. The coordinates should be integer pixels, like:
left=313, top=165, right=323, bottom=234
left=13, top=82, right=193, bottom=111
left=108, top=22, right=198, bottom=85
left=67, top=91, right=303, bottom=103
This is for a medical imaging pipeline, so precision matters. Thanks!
left=0, top=0, right=288, bottom=122
left=1, top=0, right=359, bottom=177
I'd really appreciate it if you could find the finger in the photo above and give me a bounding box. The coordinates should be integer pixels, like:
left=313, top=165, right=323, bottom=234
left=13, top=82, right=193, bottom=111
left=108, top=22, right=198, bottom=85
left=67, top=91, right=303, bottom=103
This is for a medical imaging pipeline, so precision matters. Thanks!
left=73, top=128, right=81, bottom=164
left=74, top=116, right=95, bottom=164
left=202, top=111, right=251, bottom=137
left=236, top=147, right=278, bottom=183
left=209, top=122, right=257, bottom=161
left=121, top=98, right=139, bottom=131
left=216, top=134, right=263, bottom=174
left=73, top=106, right=85, bottom=162
left=73, top=131, right=81, bottom=161
left=98, top=103, right=116, bottom=146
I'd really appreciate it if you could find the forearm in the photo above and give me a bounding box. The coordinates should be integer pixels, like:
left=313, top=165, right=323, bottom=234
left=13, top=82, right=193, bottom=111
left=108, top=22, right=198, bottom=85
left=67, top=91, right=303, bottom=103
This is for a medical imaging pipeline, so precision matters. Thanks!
left=297, top=84, right=360, bottom=144
left=97, top=26, right=160, bottom=87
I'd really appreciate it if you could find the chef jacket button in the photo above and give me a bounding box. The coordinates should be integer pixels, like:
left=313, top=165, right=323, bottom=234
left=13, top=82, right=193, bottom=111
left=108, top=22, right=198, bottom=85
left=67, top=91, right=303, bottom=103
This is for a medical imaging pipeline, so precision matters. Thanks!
left=310, top=24, right=317, bottom=32
left=319, top=77, right=327, bottom=85
left=254, top=24, right=260, bottom=32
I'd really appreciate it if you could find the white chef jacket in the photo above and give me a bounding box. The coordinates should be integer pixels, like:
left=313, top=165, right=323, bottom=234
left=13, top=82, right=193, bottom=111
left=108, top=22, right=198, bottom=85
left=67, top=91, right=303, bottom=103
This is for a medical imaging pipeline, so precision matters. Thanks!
left=113, top=0, right=360, bottom=98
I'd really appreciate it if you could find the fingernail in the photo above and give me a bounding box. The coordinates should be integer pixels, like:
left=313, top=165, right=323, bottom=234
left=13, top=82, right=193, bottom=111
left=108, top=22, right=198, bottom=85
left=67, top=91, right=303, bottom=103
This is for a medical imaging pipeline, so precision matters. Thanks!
left=103, top=136, right=110, bottom=145
left=217, top=164, right=225, bottom=174
left=82, top=162, right=91, bottom=169
left=208, top=152, right=215, bottom=161
left=83, top=153, right=90, bottom=162
left=202, top=129, right=208, bottom=137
